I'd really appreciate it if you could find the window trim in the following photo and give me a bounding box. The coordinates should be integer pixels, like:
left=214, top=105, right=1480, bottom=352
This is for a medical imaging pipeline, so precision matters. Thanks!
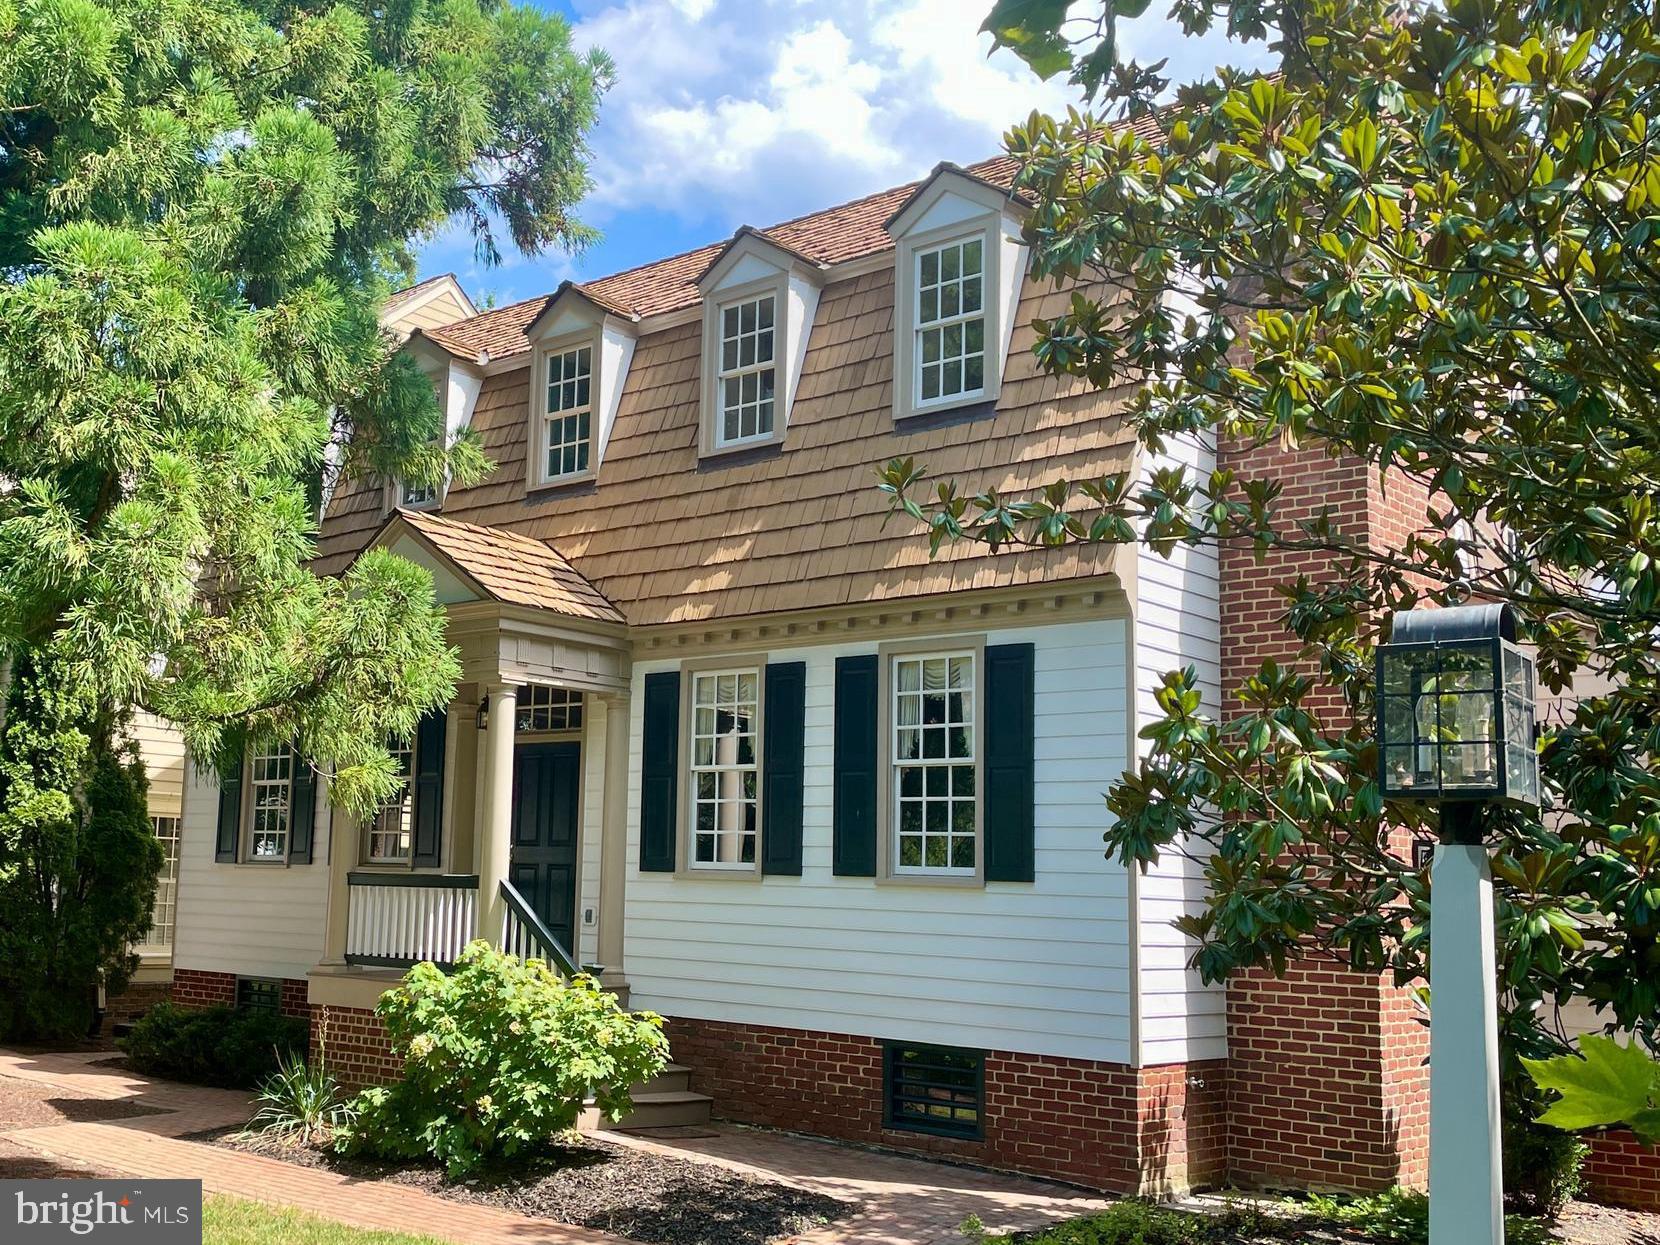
left=241, top=743, right=296, bottom=866
left=138, top=814, right=181, bottom=954
left=712, top=291, right=780, bottom=451
left=876, top=635, right=986, bottom=887
left=675, top=655, right=767, bottom=879
left=699, top=271, right=790, bottom=459
left=892, top=215, right=1005, bottom=421
left=364, top=735, right=416, bottom=867
left=529, top=329, right=603, bottom=490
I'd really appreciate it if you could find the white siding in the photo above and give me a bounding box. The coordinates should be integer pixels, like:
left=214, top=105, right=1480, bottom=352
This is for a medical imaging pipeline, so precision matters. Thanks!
left=173, top=757, right=332, bottom=981
left=1134, top=430, right=1228, bottom=1065
left=128, top=711, right=185, bottom=820
left=623, top=614, right=1134, bottom=1064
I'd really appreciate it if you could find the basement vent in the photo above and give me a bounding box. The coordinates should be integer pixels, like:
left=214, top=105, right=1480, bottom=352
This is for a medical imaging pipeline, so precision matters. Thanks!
left=883, top=1041, right=984, bottom=1139
left=236, top=977, right=282, bottom=1014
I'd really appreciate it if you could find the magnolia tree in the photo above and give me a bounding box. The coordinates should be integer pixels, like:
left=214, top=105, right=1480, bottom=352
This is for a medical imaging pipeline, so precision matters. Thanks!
left=0, top=0, right=611, bottom=1036
left=884, top=0, right=1660, bottom=1096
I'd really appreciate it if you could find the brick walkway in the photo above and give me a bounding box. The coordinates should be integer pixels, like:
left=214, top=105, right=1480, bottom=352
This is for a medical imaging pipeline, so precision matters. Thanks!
left=0, top=1049, right=1109, bottom=1245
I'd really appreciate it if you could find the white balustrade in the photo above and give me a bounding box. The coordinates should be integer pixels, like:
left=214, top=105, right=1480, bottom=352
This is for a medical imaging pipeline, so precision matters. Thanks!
left=345, top=875, right=478, bottom=968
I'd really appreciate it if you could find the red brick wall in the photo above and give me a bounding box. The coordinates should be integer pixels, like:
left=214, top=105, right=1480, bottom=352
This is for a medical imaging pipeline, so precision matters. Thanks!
left=1585, top=1131, right=1660, bottom=1211
left=665, top=1015, right=1226, bottom=1194
left=1217, top=439, right=1432, bottom=1192
left=170, top=968, right=311, bottom=1020
left=103, top=979, right=172, bottom=1026
left=312, top=1004, right=402, bottom=1089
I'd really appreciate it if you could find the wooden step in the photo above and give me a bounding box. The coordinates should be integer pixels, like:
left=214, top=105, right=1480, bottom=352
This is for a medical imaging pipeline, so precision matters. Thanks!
left=578, top=1089, right=713, bottom=1132
left=637, top=1063, right=691, bottom=1095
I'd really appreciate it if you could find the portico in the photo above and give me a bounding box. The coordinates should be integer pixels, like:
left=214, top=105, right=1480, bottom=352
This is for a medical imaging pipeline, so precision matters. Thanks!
left=311, top=510, right=632, bottom=1010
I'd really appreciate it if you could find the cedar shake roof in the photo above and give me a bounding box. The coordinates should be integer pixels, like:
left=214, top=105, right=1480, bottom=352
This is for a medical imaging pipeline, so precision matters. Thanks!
left=379, top=509, right=624, bottom=625
left=319, top=267, right=1137, bottom=627
left=425, top=155, right=1026, bottom=361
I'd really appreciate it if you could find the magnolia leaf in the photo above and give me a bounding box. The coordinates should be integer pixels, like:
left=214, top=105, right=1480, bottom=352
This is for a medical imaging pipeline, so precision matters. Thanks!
left=1525, top=1036, right=1660, bottom=1132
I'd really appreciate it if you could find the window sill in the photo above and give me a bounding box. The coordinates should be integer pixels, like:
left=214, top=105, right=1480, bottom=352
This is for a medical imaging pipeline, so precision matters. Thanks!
left=700, top=432, right=785, bottom=464
left=874, top=870, right=985, bottom=889
left=894, top=390, right=998, bottom=423
left=527, top=469, right=598, bottom=499
left=672, top=865, right=763, bottom=882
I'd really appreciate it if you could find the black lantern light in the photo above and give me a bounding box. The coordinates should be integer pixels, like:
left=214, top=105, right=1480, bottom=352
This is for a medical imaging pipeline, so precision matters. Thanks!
left=1376, top=603, right=1540, bottom=842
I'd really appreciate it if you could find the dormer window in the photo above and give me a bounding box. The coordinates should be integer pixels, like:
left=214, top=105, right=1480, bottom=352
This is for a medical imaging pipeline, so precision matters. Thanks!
left=886, top=165, right=1028, bottom=422
left=696, top=228, right=823, bottom=459
left=544, top=344, right=594, bottom=479
left=717, top=295, right=776, bottom=447
left=523, top=284, right=637, bottom=491
left=916, top=239, right=986, bottom=405
left=390, top=372, right=450, bottom=512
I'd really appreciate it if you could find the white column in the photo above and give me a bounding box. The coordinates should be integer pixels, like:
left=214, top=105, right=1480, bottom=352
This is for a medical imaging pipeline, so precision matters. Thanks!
left=320, top=809, right=356, bottom=965
left=1429, top=843, right=1505, bottom=1245
left=476, top=682, right=517, bottom=947
left=596, top=691, right=630, bottom=992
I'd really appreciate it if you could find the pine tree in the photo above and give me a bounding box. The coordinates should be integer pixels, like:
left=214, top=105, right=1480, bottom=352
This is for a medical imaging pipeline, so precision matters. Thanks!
left=0, top=0, right=611, bottom=1036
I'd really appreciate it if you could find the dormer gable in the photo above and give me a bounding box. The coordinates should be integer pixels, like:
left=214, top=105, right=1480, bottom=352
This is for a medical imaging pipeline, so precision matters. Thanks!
left=693, top=227, right=825, bottom=459
left=382, top=329, right=484, bottom=514
left=523, top=282, right=639, bottom=491
left=885, top=164, right=1029, bottom=421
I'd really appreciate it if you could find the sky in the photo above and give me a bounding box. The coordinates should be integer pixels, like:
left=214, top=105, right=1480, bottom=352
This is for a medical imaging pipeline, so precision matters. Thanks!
left=414, top=1, right=1270, bottom=308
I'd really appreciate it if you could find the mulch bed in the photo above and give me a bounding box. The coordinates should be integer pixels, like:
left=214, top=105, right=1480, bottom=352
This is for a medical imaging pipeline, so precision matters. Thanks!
left=212, top=1129, right=854, bottom=1245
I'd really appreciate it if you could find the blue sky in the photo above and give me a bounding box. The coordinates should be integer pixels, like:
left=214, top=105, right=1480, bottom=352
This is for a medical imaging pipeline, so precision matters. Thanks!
left=414, top=1, right=1270, bottom=308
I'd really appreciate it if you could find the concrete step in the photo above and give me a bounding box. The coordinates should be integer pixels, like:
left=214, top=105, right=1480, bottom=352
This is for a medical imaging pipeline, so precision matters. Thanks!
left=579, top=1089, right=713, bottom=1132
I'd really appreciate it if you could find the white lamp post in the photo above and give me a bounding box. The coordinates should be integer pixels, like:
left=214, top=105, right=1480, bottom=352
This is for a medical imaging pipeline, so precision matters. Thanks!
left=1376, top=603, right=1540, bottom=1245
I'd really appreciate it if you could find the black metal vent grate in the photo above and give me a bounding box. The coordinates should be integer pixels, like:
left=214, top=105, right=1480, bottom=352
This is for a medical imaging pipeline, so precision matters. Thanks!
left=883, top=1042, right=984, bottom=1139
left=236, top=976, right=282, bottom=1013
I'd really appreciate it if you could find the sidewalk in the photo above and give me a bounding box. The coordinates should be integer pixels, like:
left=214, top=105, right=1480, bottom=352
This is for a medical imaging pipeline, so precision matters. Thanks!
left=0, top=1048, right=1109, bottom=1245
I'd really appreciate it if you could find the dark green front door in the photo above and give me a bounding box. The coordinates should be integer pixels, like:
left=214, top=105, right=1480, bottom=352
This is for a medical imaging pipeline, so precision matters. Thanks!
left=510, top=741, right=580, bottom=955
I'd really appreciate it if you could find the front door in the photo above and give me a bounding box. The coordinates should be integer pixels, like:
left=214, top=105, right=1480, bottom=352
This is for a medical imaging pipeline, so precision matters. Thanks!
left=509, top=741, right=580, bottom=955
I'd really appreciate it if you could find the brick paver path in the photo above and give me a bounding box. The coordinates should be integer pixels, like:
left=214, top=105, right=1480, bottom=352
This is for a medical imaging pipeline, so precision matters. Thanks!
left=1, top=1049, right=1109, bottom=1245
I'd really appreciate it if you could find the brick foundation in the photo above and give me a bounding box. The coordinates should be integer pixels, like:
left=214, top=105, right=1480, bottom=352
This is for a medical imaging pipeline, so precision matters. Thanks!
left=1585, top=1131, right=1660, bottom=1211
left=311, top=1004, right=402, bottom=1089
left=665, top=1015, right=1227, bottom=1194
left=103, top=979, right=172, bottom=1027
left=171, top=967, right=311, bottom=1020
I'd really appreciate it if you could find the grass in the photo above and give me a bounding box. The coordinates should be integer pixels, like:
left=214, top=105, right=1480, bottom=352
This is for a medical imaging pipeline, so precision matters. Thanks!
left=961, top=1188, right=1558, bottom=1245
left=203, top=1196, right=454, bottom=1245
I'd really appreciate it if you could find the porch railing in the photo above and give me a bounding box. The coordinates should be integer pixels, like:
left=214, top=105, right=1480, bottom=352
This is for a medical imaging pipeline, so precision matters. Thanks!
left=498, top=879, right=581, bottom=977
left=345, top=873, right=479, bottom=969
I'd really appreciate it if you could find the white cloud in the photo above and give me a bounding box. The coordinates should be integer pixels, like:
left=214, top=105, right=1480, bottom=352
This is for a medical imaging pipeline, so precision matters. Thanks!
left=567, top=0, right=1269, bottom=237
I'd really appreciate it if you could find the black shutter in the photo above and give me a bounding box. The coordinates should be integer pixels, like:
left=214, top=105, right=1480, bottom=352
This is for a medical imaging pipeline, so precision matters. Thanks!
left=639, top=671, right=680, bottom=872
left=412, top=709, right=448, bottom=868
left=215, top=744, right=245, bottom=863
left=288, top=752, right=318, bottom=865
left=833, top=654, right=879, bottom=876
left=984, top=642, right=1035, bottom=883
left=761, top=661, right=806, bottom=876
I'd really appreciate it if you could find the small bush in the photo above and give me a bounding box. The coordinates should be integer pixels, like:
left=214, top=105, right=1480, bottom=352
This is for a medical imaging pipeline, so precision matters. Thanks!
left=1504, top=1114, right=1588, bottom=1219
left=336, top=940, right=669, bottom=1176
left=120, top=1001, right=307, bottom=1089
left=963, top=1200, right=1270, bottom=1245
left=245, top=1049, right=356, bottom=1146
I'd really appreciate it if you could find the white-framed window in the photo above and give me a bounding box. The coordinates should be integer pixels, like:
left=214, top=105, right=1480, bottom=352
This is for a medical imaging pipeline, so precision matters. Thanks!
left=544, top=344, right=593, bottom=480
left=915, top=239, right=986, bottom=407
left=400, top=480, right=437, bottom=507
left=367, top=737, right=414, bottom=863
left=892, top=652, right=977, bottom=875
left=246, top=745, right=294, bottom=861
left=689, top=669, right=759, bottom=868
left=141, top=815, right=181, bottom=951
left=716, top=295, right=776, bottom=447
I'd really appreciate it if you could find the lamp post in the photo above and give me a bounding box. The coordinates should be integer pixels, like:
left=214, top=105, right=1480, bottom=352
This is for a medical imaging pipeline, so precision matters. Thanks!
left=1376, top=603, right=1540, bottom=1245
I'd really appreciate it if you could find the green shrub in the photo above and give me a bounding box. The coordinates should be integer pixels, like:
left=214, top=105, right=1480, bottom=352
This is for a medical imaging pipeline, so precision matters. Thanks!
left=963, top=1200, right=1270, bottom=1245
left=336, top=940, right=669, bottom=1175
left=1504, top=1114, right=1588, bottom=1219
left=1301, top=1188, right=1556, bottom=1245
left=120, top=1002, right=307, bottom=1089
left=245, top=1049, right=356, bottom=1146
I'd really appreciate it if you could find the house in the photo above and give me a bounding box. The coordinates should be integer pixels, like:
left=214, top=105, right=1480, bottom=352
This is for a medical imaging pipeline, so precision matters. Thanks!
left=157, top=155, right=1652, bottom=1207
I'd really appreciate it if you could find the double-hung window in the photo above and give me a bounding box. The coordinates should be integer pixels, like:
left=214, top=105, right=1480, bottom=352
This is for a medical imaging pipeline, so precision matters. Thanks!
left=247, top=745, right=294, bottom=861
left=689, top=669, right=759, bottom=868
left=915, top=239, right=985, bottom=406
left=367, top=737, right=414, bottom=863
left=716, top=296, right=776, bottom=447
left=141, top=815, right=181, bottom=952
left=892, top=652, right=977, bottom=875
left=544, top=344, right=593, bottom=480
